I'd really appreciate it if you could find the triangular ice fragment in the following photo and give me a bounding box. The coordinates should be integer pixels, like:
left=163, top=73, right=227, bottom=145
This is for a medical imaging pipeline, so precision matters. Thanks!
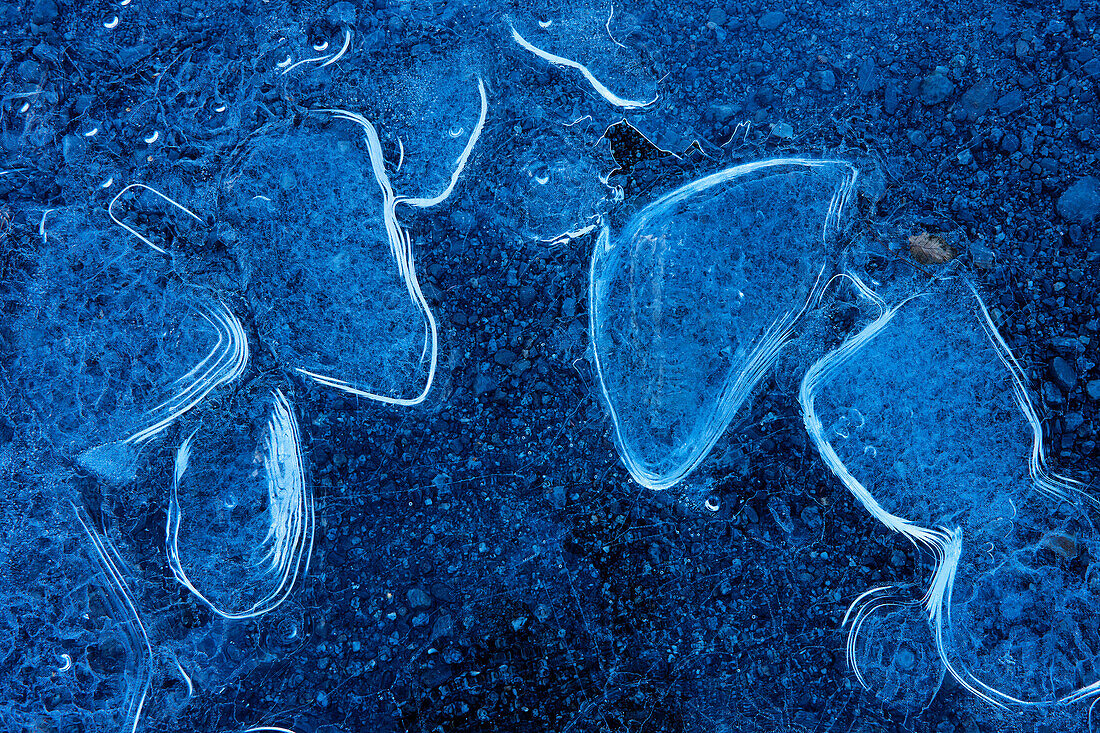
left=591, top=158, right=857, bottom=489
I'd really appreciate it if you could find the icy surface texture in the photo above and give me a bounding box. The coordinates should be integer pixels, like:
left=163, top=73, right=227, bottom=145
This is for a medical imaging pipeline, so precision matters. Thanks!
left=228, top=123, right=434, bottom=404
left=229, top=78, right=486, bottom=406
left=7, top=206, right=245, bottom=482
left=802, top=277, right=1100, bottom=708
left=6, top=0, right=1096, bottom=724
left=73, top=506, right=154, bottom=733
left=369, top=59, right=489, bottom=204
left=503, top=122, right=610, bottom=243
left=591, top=159, right=857, bottom=489
left=0, top=453, right=197, bottom=733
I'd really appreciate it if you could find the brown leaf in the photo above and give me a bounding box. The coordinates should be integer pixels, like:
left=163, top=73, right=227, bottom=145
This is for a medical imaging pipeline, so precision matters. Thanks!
left=908, top=231, right=956, bottom=265
left=1040, top=532, right=1078, bottom=561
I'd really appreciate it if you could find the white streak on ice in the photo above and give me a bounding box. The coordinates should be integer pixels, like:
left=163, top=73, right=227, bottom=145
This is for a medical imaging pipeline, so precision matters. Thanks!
left=304, top=77, right=488, bottom=405
left=74, top=506, right=152, bottom=733
left=801, top=278, right=1099, bottom=710
left=510, top=25, right=657, bottom=110
left=108, top=182, right=203, bottom=255
left=124, top=300, right=249, bottom=446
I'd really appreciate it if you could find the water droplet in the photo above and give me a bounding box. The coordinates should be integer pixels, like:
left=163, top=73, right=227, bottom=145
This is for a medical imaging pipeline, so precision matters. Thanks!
left=863, top=445, right=877, bottom=458
left=276, top=616, right=300, bottom=642
left=223, top=493, right=238, bottom=510
left=448, top=125, right=464, bottom=138
left=538, top=19, right=552, bottom=28
left=846, top=407, right=865, bottom=429
left=103, top=15, right=119, bottom=29
left=313, top=40, right=330, bottom=52
left=705, top=496, right=720, bottom=512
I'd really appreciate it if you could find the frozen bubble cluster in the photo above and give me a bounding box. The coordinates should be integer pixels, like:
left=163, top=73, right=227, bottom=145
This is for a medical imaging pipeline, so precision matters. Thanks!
left=801, top=278, right=1100, bottom=708
left=590, top=159, right=857, bottom=490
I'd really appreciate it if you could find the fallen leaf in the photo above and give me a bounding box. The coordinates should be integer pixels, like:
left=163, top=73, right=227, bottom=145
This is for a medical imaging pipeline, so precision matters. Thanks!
left=908, top=231, right=956, bottom=264
left=1040, top=532, right=1078, bottom=561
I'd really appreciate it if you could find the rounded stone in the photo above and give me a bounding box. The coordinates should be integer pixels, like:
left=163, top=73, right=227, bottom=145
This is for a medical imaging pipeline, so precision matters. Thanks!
left=920, top=72, right=956, bottom=105
left=1049, top=356, right=1077, bottom=392
left=758, top=11, right=785, bottom=30
left=407, top=588, right=432, bottom=609
left=1057, top=176, right=1100, bottom=225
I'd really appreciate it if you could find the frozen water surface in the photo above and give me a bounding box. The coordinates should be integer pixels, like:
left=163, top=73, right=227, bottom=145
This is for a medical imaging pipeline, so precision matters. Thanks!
left=3, top=0, right=1098, bottom=728
left=167, top=389, right=313, bottom=620
left=229, top=121, right=438, bottom=405
left=7, top=206, right=245, bottom=481
left=509, top=0, right=660, bottom=110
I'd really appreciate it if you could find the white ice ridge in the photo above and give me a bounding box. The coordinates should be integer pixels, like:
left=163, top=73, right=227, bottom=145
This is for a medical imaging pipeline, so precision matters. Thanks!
left=590, top=158, right=857, bottom=490
left=509, top=24, right=658, bottom=110
left=108, top=183, right=203, bottom=255
left=302, top=76, right=488, bottom=406
left=124, top=300, right=249, bottom=446
left=541, top=218, right=599, bottom=247
left=74, top=505, right=153, bottom=733
left=801, top=276, right=1098, bottom=710
left=280, top=26, right=353, bottom=74
left=76, top=299, right=247, bottom=485
left=166, top=389, right=314, bottom=619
